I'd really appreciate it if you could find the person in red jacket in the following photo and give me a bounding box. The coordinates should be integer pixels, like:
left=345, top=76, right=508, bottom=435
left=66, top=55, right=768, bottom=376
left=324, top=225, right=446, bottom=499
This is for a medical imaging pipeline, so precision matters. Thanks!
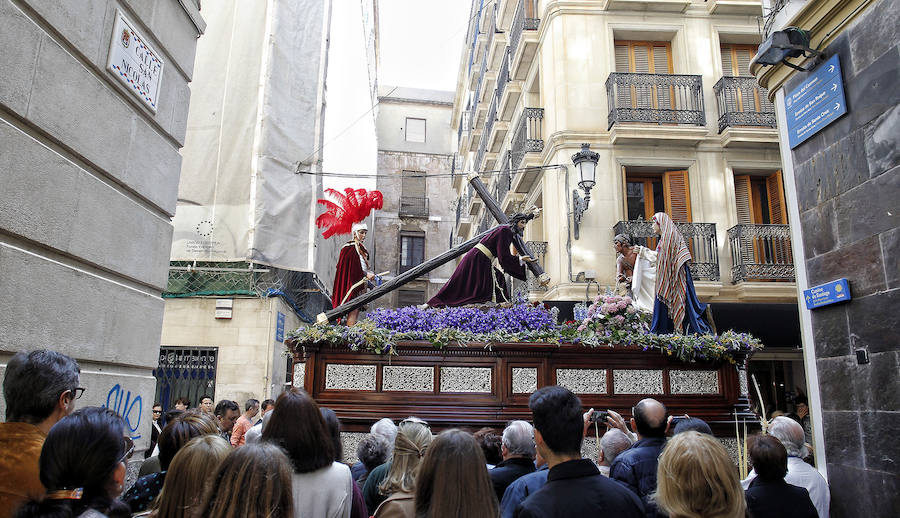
left=332, top=222, right=375, bottom=325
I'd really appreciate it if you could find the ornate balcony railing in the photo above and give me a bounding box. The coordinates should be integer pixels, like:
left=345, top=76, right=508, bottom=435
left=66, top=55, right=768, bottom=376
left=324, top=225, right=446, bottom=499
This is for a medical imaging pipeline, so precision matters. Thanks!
left=713, top=76, right=776, bottom=133
left=496, top=163, right=511, bottom=204
left=476, top=214, right=491, bottom=236
left=455, top=192, right=470, bottom=228
left=606, top=73, right=705, bottom=128
left=457, top=111, right=471, bottom=146
left=508, top=240, right=548, bottom=295
left=399, top=197, right=429, bottom=218
left=496, top=47, right=511, bottom=101
left=510, top=107, right=544, bottom=171
left=486, top=91, right=498, bottom=139
left=613, top=221, right=720, bottom=281
left=727, top=224, right=794, bottom=283
left=475, top=127, right=489, bottom=172
left=509, top=0, right=539, bottom=59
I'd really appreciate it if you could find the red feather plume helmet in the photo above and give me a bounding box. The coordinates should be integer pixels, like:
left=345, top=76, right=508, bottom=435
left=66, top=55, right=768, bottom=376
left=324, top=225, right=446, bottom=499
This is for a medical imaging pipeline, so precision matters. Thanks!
left=316, top=188, right=384, bottom=239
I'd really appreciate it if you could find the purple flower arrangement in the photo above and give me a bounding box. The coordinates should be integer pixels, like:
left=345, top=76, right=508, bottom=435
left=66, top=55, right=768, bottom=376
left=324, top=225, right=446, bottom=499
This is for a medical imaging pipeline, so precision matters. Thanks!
left=369, top=303, right=559, bottom=335
left=287, top=299, right=762, bottom=363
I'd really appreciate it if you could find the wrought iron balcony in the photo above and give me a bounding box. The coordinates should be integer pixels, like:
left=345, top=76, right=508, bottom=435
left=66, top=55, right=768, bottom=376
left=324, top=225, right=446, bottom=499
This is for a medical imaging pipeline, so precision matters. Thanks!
left=399, top=197, right=429, bottom=218
left=510, top=107, right=543, bottom=171
left=486, top=91, right=498, bottom=139
left=606, top=73, right=705, bottom=128
left=455, top=192, right=470, bottom=229
left=509, top=0, right=539, bottom=60
left=713, top=76, right=776, bottom=133
left=613, top=221, right=720, bottom=281
left=507, top=240, right=548, bottom=295
left=727, top=224, right=794, bottom=283
left=457, top=111, right=471, bottom=147
left=475, top=128, right=489, bottom=172
left=496, top=47, right=511, bottom=102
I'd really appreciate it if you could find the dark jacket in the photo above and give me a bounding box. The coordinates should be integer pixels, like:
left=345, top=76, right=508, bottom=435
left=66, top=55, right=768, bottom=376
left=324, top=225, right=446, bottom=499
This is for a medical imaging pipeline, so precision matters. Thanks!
left=514, top=459, right=644, bottom=518
left=491, top=457, right=536, bottom=502
left=745, top=477, right=818, bottom=518
left=609, top=436, right=666, bottom=517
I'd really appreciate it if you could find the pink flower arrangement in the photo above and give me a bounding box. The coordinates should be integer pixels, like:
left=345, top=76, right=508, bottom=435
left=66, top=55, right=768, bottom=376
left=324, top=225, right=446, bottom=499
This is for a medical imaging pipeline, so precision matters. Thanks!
left=577, top=294, right=650, bottom=337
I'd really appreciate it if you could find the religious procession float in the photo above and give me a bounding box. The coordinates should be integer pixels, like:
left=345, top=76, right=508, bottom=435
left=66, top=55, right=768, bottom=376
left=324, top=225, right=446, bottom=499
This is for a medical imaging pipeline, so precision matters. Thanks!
left=287, top=176, right=764, bottom=463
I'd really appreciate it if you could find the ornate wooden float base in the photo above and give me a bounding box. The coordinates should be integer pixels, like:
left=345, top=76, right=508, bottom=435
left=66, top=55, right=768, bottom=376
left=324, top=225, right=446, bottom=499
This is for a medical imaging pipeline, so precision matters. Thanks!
left=290, top=340, right=755, bottom=441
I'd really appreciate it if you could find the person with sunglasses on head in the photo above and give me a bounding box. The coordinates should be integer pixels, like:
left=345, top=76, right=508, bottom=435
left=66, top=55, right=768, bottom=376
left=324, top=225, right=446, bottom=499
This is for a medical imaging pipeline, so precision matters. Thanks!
left=13, top=407, right=133, bottom=518
left=1, top=350, right=82, bottom=518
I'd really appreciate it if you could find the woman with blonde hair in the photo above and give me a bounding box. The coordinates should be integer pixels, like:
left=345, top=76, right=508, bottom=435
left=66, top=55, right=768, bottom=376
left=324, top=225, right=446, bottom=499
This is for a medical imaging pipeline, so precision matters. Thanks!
left=142, top=435, right=231, bottom=518
left=196, top=442, right=294, bottom=518
left=373, top=418, right=433, bottom=518
left=654, top=431, right=746, bottom=518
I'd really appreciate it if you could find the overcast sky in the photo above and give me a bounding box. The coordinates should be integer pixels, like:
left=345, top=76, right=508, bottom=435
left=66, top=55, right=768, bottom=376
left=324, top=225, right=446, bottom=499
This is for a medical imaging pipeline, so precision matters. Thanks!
left=323, top=1, right=470, bottom=192
left=378, top=0, right=470, bottom=92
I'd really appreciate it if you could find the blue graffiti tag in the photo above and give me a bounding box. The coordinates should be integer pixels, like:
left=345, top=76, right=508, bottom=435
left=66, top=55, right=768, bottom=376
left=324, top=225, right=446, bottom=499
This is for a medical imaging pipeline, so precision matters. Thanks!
left=104, top=384, right=143, bottom=440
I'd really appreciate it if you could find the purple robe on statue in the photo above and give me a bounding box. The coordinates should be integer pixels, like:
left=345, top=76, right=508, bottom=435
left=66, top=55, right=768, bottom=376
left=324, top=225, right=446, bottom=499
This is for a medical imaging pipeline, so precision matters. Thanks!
left=428, top=225, right=527, bottom=307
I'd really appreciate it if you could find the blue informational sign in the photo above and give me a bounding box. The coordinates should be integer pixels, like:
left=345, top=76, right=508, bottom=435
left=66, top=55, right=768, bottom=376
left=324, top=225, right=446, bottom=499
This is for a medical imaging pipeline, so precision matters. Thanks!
left=276, top=311, right=285, bottom=342
left=785, top=54, right=847, bottom=149
left=803, top=278, right=851, bottom=310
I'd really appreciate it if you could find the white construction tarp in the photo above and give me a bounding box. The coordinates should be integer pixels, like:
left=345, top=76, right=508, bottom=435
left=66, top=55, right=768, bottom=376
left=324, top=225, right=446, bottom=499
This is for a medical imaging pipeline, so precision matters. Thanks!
left=171, top=0, right=332, bottom=273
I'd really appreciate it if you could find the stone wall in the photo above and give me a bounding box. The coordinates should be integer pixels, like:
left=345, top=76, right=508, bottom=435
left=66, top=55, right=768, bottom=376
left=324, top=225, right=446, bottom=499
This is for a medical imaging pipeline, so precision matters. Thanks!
left=161, top=297, right=300, bottom=404
left=0, top=0, right=202, bottom=454
left=787, top=0, right=900, bottom=513
left=373, top=150, right=456, bottom=308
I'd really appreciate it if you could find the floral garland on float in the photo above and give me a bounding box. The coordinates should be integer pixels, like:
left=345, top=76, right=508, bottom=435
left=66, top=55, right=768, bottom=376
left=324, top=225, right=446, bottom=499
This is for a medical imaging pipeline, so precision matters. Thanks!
left=288, top=293, right=762, bottom=364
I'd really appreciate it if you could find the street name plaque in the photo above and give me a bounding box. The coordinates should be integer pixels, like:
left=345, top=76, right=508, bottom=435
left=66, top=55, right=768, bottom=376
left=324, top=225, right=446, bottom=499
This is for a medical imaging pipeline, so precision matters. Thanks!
left=106, top=10, right=164, bottom=112
left=803, top=278, right=851, bottom=310
left=785, top=54, right=847, bottom=149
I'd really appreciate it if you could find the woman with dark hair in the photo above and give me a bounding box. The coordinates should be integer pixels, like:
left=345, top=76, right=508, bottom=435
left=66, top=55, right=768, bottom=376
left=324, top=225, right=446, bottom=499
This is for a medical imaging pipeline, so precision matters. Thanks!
left=427, top=211, right=537, bottom=307
left=744, top=435, right=817, bottom=518
left=144, top=403, right=164, bottom=460
left=263, top=389, right=353, bottom=518
left=124, top=410, right=219, bottom=513
left=196, top=442, right=294, bottom=518
left=13, top=407, right=133, bottom=518
left=414, top=429, right=498, bottom=518
left=320, top=407, right=367, bottom=518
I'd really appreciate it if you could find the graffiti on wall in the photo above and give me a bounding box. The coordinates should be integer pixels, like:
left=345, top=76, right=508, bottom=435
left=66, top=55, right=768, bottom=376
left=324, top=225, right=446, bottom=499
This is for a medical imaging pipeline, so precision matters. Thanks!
left=104, top=384, right=143, bottom=439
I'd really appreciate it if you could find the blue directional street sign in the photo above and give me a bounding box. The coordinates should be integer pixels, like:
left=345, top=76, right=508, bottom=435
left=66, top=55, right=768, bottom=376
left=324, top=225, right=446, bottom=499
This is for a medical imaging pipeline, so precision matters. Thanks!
left=276, top=311, right=285, bottom=342
left=785, top=54, right=847, bottom=149
left=803, top=278, right=851, bottom=310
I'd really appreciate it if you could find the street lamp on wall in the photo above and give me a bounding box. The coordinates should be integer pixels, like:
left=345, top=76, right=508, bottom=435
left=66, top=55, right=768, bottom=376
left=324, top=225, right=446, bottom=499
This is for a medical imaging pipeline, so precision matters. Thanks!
left=571, top=143, right=599, bottom=240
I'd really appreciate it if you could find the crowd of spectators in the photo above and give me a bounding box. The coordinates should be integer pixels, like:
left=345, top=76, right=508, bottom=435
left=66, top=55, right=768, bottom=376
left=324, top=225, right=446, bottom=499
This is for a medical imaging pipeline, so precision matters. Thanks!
left=1, top=349, right=833, bottom=518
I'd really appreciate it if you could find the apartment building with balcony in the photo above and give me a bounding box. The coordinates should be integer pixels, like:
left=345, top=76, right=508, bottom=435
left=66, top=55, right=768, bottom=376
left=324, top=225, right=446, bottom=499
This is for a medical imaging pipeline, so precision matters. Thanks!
left=372, top=86, right=457, bottom=308
left=449, top=0, right=804, bottom=415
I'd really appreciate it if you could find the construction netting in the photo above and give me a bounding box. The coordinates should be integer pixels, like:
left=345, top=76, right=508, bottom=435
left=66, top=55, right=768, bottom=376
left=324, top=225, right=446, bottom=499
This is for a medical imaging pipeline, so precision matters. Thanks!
left=163, top=261, right=332, bottom=322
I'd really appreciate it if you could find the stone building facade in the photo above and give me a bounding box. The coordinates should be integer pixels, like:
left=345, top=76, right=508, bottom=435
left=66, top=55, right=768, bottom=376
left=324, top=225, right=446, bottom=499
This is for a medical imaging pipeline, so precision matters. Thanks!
left=371, top=87, right=456, bottom=307
left=752, top=0, right=899, bottom=514
left=450, top=0, right=805, bottom=431
left=0, top=0, right=204, bottom=454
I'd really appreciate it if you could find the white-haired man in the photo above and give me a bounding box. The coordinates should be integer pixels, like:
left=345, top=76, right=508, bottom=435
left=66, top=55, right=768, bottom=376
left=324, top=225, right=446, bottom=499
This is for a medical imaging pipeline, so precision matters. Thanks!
left=490, top=420, right=537, bottom=502
left=742, top=416, right=830, bottom=518
left=332, top=222, right=375, bottom=325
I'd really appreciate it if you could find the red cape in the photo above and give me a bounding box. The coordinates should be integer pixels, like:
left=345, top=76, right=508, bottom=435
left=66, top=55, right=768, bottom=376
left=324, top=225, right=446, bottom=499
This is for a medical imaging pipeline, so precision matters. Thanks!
left=332, top=241, right=368, bottom=309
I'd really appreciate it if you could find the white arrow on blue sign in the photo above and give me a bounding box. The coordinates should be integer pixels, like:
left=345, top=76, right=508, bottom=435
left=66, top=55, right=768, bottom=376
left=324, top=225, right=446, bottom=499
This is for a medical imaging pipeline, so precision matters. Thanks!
left=785, top=54, right=848, bottom=148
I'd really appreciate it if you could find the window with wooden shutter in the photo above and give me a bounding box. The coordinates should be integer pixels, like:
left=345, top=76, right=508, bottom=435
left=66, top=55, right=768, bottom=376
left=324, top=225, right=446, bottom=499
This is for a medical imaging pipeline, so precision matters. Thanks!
left=733, top=171, right=791, bottom=269
left=720, top=44, right=756, bottom=76
left=615, top=41, right=674, bottom=111
left=766, top=170, right=787, bottom=225
left=614, top=41, right=673, bottom=73
left=663, top=170, right=692, bottom=222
